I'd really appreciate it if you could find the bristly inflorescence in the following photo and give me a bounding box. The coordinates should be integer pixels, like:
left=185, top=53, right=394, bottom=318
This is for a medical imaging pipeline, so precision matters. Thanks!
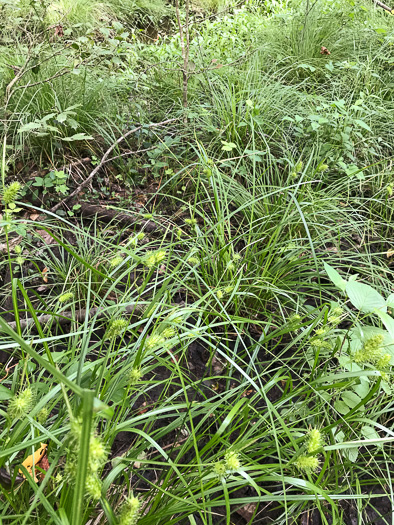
left=106, top=318, right=128, bottom=340
left=118, top=495, right=141, bottom=525
left=7, top=387, right=35, bottom=420
left=292, top=428, right=323, bottom=473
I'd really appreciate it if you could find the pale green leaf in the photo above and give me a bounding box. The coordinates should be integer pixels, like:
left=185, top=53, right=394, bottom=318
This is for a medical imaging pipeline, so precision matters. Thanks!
left=342, top=390, right=361, bottom=408
left=323, top=262, right=346, bottom=291
left=62, top=133, right=93, bottom=142
left=346, top=281, right=386, bottom=313
left=0, top=385, right=12, bottom=401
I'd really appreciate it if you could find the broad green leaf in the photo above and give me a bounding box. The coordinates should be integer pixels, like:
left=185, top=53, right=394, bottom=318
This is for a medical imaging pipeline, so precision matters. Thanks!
left=56, top=112, right=68, bottom=123
left=346, top=281, right=386, bottom=313
left=361, top=425, right=380, bottom=442
left=62, top=133, right=93, bottom=142
left=353, top=379, right=370, bottom=398
left=18, top=122, right=41, bottom=133
left=323, top=262, right=346, bottom=291
left=342, top=390, right=361, bottom=409
left=354, top=119, right=371, bottom=131
left=334, top=400, right=349, bottom=415
left=386, top=293, right=394, bottom=308
left=343, top=447, right=358, bottom=462
left=0, top=385, right=12, bottom=401
left=374, top=309, right=394, bottom=339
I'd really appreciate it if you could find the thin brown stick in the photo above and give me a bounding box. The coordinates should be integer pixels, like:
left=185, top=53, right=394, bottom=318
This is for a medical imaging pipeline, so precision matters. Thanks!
left=372, top=0, right=394, bottom=12
left=76, top=202, right=164, bottom=232
left=50, top=118, right=178, bottom=213
left=5, top=304, right=144, bottom=332
left=102, top=146, right=156, bottom=164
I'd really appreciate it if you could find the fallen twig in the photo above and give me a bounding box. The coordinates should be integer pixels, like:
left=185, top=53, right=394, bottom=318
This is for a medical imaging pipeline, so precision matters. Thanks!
left=50, top=118, right=179, bottom=214
left=76, top=202, right=165, bottom=232
left=372, top=0, right=394, bottom=12
left=5, top=303, right=144, bottom=332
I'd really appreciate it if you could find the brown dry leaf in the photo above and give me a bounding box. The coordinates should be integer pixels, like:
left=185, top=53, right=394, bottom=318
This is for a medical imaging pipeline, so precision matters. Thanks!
left=35, top=230, right=55, bottom=245
left=320, top=46, right=331, bottom=55
left=211, top=355, right=225, bottom=374
left=54, top=25, right=64, bottom=37
left=1, top=236, right=22, bottom=254
left=30, top=213, right=40, bottom=221
left=38, top=454, right=50, bottom=482
left=387, top=248, right=394, bottom=258
left=42, top=268, right=49, bottom=283
left=241, top=388, right=254, bottom=398
left=236, top=502, right=257, bottom=522
left=137, top=402, right=148, bottom=415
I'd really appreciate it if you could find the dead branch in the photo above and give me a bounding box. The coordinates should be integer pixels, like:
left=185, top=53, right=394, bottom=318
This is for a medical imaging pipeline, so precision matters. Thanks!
left=50, top=118, right=178, bottom=214
left=5, top=303, right=144, bottom=332
left=76, top=202, right=165, bottom=232
left=372, top=0, right=394, bottom=12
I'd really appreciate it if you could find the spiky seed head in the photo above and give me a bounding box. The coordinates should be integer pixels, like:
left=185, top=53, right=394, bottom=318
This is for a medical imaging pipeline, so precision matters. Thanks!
left=109, top=255, right=123, bottom=268
left=224, top=450, right=241, bottom=471
left=162, top=327, right=176, bottom=339
left=145, top=333, right=165, bottom=351
left=58, top=292, right=74, bottom=304
left=85, top=474, right=102, bottom=500
left=118, top=495, right=141, bottom=525
left=307, top=428, right=323, bottom=454
left=377, top=353, right=391, bottom=369
left=294, top=455, right=319, bottom=472
left=213, top=461, right=227, bottom=479
left=129, top=368, right=143, bottom=385
left=188, top=257, right=199, bottom=265
left=89, top=435, right=107, bottom=473
left=106, top=318, right=128, bottom=340
left=8, top=387, right=35, bottom=420
left=37, top=407, right=50, bottom=424
left=144, top=251, right=156, bottom=268
left=3, top=182, right=21, bottom=205
left=154, top=250, right=166, bottom=264
left=70, top=417, right=83, bottom=441
left=294, top=160, right=303, bottom=173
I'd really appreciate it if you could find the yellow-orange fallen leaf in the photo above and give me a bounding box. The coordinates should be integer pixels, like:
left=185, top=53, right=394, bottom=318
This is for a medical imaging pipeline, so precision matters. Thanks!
left=387, top=248, right=394, bottom=258
left=42, top=268, right=48, bottom=283
left=19, top=443, right=48, bottom=482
